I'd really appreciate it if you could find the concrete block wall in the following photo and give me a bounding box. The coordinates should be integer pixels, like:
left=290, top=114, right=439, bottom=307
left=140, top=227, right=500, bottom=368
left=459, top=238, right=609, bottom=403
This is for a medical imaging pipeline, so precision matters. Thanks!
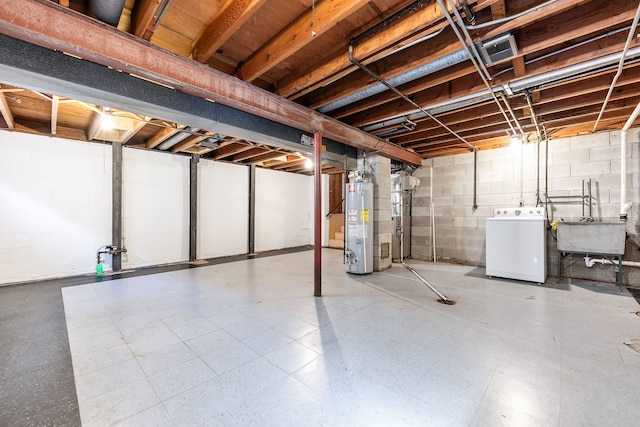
left=198, top=159, right=248, bottom=258
left=1, top=130, right=318, bottom=284
left=0, top=131, right=112, bottom=283
left=122, top=148, right=190, bottom=268
left=411, top=128, right=640, bottom=286
left=255, top=168, right=312, bottom=252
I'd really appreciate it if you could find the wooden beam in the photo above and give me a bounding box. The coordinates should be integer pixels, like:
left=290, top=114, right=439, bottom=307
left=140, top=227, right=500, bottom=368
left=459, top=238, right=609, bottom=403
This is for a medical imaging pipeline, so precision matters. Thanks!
left=0, top=91, right=15, bottom=128
left=512, top=55, right=526, bottom=78
left=192, top=0, right=269, bottom=63
left=275, top=0, right=450, bottom=99
left=51, top=95, right=59, bottom=135
left=246, top=150, right=288, bottom=164
left=145, top=124, right=186, bottom=148
left=212, top=143, right=254, bottom=160
left=170, top=131, right=213, bottom=153
left=132, top=0, right=161, bottom=40
left=122, top=115, right=150, bottom=144
left=271, top=158, right=306, bottom=170
left=236, top=0, right=370, bottom=83
left=346, top=18, right=640, bottom=128
left=229, top=147, right=270, bottom=162
left=0, top=0, right=422, bottom=165
left=58, top=0, right=69, bottom=7
left=490, top=0, right=506, bottom=19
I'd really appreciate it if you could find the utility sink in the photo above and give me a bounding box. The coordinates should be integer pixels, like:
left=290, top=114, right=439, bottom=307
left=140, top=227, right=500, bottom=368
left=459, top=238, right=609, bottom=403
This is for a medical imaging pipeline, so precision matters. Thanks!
left=557, top=221, right=626, bottom=255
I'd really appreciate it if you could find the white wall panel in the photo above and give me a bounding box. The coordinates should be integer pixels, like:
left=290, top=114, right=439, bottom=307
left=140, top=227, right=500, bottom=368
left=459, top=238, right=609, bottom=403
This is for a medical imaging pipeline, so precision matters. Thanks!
left=122, top=148, right=189, bottom=268
left=198, top=159, right=248, bottom=258
left=0, top=131, right=111, bottom=283
left=255, top=168, right=312, bottom=252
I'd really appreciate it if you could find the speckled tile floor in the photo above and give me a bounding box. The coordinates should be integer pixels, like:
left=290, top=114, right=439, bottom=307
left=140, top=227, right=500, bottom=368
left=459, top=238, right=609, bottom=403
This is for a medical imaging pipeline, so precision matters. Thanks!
left=61, top=249, right=640, bottom=426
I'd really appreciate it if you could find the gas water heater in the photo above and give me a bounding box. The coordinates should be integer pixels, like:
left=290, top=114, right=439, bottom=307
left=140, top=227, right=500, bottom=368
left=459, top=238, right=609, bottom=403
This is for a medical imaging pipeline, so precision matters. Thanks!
left=345, top=177, right=373, bottom=274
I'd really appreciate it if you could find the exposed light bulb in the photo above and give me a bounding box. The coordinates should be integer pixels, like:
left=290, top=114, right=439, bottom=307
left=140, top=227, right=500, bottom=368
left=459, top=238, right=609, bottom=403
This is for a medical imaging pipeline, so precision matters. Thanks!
left=510, top=136, right=522, bottom=146
left=305, top=158, right=313, bottom=169
left=101, top=113, right=115, bottom=130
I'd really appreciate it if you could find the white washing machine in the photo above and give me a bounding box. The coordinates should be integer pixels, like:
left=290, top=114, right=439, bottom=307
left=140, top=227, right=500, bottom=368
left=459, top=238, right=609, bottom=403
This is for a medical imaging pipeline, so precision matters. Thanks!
left=486, top=207, right=547, bottom=283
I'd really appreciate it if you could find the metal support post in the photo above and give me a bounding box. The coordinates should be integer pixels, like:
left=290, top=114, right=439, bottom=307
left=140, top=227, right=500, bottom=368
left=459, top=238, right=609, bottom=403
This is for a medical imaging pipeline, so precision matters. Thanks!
left=189, top=153, right=199, bottom=262
left=112, top=140, right=122, bottom=272
left=248, top=164, right=256, bottom=254
left=314, top=131, right=322, bottom=297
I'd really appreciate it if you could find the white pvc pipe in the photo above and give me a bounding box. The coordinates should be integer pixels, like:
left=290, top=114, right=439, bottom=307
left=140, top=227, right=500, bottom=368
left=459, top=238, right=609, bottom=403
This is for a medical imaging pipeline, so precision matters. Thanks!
left=584, top=256, right=640, bottom=268
left=620, top=101, right=640, bottom=220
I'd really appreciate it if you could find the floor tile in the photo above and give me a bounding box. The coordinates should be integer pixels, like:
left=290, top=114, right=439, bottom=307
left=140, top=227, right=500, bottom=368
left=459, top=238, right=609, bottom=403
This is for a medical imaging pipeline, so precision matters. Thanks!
left=61, top=249, right=640, bottom=426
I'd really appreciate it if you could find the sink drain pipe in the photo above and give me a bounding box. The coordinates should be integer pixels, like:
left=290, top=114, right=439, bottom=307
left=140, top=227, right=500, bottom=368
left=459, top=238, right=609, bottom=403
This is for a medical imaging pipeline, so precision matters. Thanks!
left=398, top=185, right=452, bottom=304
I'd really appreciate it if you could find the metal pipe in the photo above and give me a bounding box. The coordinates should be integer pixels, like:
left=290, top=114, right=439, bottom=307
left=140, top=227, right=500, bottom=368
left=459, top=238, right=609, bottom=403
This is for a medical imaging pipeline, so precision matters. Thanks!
left=88, top=0, right=126, bottom=27
left=593, top=1, right=640, bottom=132
left=112, top=140, right=122, bottom=272
left=248, top=164, right=256, bottom=254
left=189, top=154, right=198, bottom=262
left=500, top=93, right=525, bottom=138
left=402, top=262, right=451, bottom=302
left=472, top=149, right=478, bottom=210
left=351, top=0, right=430, bottom=45
left=582, top=179, right=585, bottom=218
left=361, top=46, right=640, bottom=132
left=313, top=130, right=322, bottom=297
left=348, top=44, right=476, bottom=151
left=156, top=127, right=200, bottom=150
left=318, top=49, right=470, bottom=114
left=620, top=100, right=640, bottom=221
left=430, top=162, right=436, bottom=263
left=466, top=0, right=559, bottom=30
left=446, top=0, right=491, bottom=81
left=588, top=178, right=592, bottom=218
left=436, top=0, right=517, bottom=137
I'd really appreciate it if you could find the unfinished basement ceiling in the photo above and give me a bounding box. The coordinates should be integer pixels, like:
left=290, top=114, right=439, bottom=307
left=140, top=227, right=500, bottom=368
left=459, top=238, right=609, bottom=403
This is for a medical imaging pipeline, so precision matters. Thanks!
left=1, top=0, right=640, bottom=165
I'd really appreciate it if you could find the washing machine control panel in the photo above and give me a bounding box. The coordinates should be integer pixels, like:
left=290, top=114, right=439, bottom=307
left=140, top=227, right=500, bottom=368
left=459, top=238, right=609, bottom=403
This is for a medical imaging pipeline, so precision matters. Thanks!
left=493, top=207, right=544, bottom=217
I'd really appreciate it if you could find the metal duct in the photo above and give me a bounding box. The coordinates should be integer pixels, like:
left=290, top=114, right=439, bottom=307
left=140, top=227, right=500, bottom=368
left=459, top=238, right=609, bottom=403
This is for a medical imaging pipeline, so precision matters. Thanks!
left=88, top=0, right=127, bottom=27
left=317, top=49, right=470, bottom=113
left=361, top=46, right=640, bottom=132
left=157, top=127, right=200, bottom=150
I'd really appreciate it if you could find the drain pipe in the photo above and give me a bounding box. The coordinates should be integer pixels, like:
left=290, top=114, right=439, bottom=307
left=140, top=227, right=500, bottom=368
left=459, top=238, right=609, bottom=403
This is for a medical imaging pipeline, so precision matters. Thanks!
left=620, top=100, right=640, bottom=221
left=584, top=256, right=640, bottom=268
left=592, top=1, right=640, bottom=132
left=348, top=43, right=476, bottom=151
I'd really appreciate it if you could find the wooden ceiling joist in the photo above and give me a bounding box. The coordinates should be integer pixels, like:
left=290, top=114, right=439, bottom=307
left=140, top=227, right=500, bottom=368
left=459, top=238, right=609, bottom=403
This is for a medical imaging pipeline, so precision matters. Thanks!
left=235, top=0, right=370, bottom=83
left=0, top=0, right=421, bottom=165
left=192, top=0, right=269, bottom=64
left=0, top=91, right=15, bottom=128
left=212, top=142, right=254, bottom=160
left=144, top=124, right=185, bottom=149
left=132, top=0, right=163, bottom=40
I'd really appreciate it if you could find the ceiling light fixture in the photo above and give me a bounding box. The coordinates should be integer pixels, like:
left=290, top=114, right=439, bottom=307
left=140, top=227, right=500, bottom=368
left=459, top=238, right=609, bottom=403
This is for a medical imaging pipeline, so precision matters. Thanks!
left=305, top=158, right=313, bottom=169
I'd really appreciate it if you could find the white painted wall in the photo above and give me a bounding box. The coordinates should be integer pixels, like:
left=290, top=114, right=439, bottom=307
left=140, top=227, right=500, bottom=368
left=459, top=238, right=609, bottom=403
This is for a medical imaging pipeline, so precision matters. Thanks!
left=0, top=131, right=112, bottom=283
left=122, top=148, right=190, bottom=268
left=411, top=129, right=640, bottom=285
left=198, top=159, right=248, bottom=258
left=255, top=168, right=313, bottom=251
